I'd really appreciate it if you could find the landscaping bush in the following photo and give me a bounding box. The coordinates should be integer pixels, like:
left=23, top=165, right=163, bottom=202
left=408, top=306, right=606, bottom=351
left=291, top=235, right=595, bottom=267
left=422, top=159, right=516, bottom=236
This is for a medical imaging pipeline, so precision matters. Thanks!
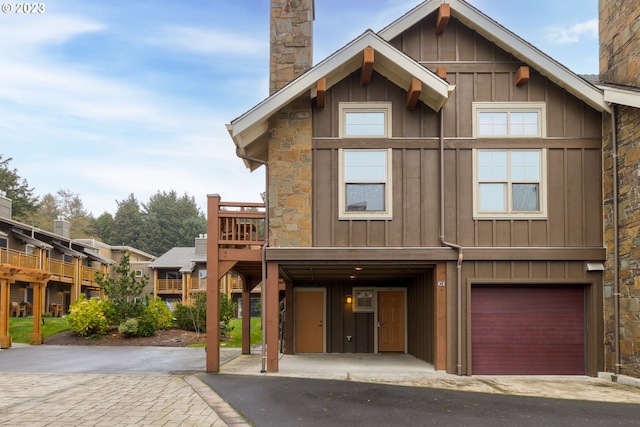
left=67, top=296, right=110, bottom=336
left=174, top=292, right=206, bottom=333
left=145, top=297, right=174, bottom=330
left=118, top=318, right=139, bottom=337
left=136, top=308, right=157, bottom=337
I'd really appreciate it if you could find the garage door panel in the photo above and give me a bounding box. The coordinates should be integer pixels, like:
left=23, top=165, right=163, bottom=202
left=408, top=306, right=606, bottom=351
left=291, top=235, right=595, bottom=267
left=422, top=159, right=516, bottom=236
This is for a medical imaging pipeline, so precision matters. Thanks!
left=472, top=286, right=585, bottom=375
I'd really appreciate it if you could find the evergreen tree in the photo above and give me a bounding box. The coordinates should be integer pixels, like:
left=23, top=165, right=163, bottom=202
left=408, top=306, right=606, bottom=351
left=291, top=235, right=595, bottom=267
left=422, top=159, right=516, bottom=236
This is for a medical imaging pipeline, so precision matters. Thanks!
left=0, top=155, right=38, bottom=221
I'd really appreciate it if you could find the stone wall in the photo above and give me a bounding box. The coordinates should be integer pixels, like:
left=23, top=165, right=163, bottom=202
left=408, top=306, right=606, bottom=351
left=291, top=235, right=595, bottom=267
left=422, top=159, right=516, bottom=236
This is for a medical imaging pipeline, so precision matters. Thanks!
left=600, top=0, right=640, bottom=377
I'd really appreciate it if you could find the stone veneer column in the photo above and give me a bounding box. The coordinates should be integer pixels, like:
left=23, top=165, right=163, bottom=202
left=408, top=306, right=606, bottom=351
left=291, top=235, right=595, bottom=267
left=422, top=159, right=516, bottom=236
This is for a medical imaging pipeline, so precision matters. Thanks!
left=600, top=0, right=640, bottom=377
left=269, top=0, right=313, bottom=247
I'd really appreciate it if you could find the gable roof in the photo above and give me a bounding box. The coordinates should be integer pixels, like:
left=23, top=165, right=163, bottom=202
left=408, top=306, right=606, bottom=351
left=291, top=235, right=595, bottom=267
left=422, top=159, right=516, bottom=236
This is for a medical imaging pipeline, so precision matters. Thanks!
left=597, top=83, right=640, bottom=109
left=227, top=30, right=453, bottom=171
left=378, top=0, right=608, bottom=114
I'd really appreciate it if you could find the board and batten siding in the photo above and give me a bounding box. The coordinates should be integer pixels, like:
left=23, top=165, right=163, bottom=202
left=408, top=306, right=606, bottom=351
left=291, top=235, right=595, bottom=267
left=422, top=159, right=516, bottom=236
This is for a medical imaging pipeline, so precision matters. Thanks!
left=312, top=16, right=602, bottom=249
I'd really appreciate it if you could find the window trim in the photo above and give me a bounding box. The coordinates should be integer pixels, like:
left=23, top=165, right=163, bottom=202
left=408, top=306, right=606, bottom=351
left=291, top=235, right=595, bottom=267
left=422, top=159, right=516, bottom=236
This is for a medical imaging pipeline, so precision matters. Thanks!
left=338, top=148, right=393, bottom=220
left=472, top=102, right=546, bottom=138
left=134, top=269, right=143, bottom=277
left=339, top=102, right=392, bottom=138
left=352, top=288, right=375, bottom=313
left=473, top=149, right=548, bottom=219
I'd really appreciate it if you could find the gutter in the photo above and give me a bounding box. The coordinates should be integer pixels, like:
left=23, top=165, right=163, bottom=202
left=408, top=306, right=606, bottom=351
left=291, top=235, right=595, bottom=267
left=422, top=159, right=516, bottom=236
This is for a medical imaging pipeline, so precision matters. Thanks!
left=610, top=105, right=621, bottom=375
left=235, top=148, right=270, bottom=374
left=438, top=108, right=464, bottom=376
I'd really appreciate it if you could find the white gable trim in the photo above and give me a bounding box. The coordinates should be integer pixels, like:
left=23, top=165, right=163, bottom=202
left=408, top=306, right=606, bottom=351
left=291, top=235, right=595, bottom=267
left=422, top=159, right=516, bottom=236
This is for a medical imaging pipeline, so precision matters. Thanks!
left=227, top=30, right=452, bottom=156
left=599, top=85, right=640, bottom=109
left=379, top=0, right=609, bottom=113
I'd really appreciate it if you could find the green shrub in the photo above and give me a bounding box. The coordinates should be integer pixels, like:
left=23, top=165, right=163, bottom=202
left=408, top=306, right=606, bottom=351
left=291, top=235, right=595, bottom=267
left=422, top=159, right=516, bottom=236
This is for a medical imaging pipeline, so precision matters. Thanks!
left=146, top=297, right=173, bottom=330
left=118, top=318, right=139, bottom=337
left=67, top=296, right=110, bottom=336
left=101, top=300, right=119, bottom=326
left=174, top=292, right=206, bottom=333
left=136, top=309, right=157, bottom=337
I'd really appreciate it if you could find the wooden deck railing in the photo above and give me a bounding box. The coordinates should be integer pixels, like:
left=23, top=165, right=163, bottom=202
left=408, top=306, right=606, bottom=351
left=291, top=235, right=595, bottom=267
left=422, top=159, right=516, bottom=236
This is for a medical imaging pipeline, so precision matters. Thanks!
left=81, top=266, right=101, bottom=286
left=48, top=259, right=74, bottom=282
left=218, top=202, right=265, bottom=247
left=191, top=277, right=207, bottom=291
left=0, top=247, right=38, bottom=269
left=157, top=279, right=183, bottom=293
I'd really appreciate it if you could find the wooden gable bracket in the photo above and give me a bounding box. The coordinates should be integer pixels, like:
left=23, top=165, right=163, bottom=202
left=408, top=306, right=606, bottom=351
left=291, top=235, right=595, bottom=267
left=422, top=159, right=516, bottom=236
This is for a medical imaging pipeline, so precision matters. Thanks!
left=436, top=66, right=447, bottom=80
left=435, top=3, right=451, bottom=35
left=316, top=78, right=326, bottom=110
left=406, top=78, right=422, bottom=110
left=361, top=47, right=374, bottom=86
left=515, top=66, right=530, bottom=86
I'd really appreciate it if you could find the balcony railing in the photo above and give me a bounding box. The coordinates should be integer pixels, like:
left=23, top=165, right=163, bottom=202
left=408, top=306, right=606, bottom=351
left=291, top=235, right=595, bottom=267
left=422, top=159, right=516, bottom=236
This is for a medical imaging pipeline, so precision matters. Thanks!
left=192, top=277, right=207, bottom=291
left=0, top=247, right=37, bottom=269
left=81, top=266, right=101, bottom=286
left=48, top=259, right=74, bottom=283
left=218, top=202, right=265, bottom=247
left=157, top=279, right=183, bottom=293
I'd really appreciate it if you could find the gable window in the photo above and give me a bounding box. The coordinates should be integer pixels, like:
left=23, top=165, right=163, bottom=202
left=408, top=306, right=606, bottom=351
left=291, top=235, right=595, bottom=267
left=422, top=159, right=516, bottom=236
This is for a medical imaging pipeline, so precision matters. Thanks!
left=339, top=148, right=393, bottom=220
left=473, top=102, right=546, bottom=138
left=339, top=102, right=392, bottom=138
left=134, top=269, right=143, bottom=277
left=473, top=149, right=547, bottom=219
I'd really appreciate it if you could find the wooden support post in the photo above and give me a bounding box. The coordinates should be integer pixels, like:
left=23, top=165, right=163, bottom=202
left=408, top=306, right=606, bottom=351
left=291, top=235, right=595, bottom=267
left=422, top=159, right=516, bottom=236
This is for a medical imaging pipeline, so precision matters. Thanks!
left=406, top=78, right=422, bottom=110
left=0, top=278, right=11, bottom=349
left=30, top=283, right=43, bottom=345
left=206, top=194, right=221, bottom=372
left=360, top=47, right=374, bottom=86
left=435, top=4, right=451, bottom=35
left=266, top=262, right=280, bottom=372
left=316, top=78, right=326, bottom=110
left=435, top=262, right=447, bottom=371
left=284, top=279, right=294, bottom=354
left=515, top=66, right=530, bottom=86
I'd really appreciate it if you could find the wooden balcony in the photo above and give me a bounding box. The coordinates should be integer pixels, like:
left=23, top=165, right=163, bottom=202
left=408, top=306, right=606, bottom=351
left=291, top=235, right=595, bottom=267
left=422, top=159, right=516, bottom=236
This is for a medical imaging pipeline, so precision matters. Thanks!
left=218, top=202, right=265, bottom=248
left=192, top=277, right=207, bottom=291
left=0, top=247, right=37, bottom=269
left=157, top=279, right=183, bottom=293
left=48, top=259, right=74, bottom=283
left=81, top=266, right=101, bottom=287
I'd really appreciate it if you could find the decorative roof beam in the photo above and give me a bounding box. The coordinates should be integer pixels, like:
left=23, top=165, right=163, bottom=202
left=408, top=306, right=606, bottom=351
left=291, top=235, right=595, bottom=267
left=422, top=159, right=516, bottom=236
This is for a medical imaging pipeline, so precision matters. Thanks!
left=406, top=78, right=422, bottom=109
left=515, top=66, right=530, bottom=86
left=361, top=47, right=374, bottom=86
left=316, top=78, right=326, bottom=110
left=435, top=4, right=451, bottom=35
left=436, top=66, right=447, bottom=80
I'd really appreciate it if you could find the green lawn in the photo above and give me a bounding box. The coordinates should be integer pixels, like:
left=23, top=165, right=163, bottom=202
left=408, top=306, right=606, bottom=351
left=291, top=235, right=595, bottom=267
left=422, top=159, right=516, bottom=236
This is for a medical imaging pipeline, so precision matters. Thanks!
left=9, top=317, right=70, bottom=343
left=220, top=317, right=262, bottom=348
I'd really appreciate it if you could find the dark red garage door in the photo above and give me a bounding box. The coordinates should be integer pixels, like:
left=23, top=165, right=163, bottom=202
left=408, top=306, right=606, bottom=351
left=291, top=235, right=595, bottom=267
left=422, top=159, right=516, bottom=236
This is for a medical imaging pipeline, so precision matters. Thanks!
left=471, top=285, right=585, bottom=375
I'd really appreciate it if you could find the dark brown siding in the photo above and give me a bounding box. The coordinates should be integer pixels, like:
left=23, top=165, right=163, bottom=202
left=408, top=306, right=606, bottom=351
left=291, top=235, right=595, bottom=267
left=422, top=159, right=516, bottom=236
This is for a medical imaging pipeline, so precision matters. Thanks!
left=312, top=15, right=602, bottom=250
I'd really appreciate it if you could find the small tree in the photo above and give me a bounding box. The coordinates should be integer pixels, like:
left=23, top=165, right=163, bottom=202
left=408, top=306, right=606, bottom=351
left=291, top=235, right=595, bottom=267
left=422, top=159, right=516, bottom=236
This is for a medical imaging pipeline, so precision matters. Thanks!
left=95, top=249, right=148, bottom=321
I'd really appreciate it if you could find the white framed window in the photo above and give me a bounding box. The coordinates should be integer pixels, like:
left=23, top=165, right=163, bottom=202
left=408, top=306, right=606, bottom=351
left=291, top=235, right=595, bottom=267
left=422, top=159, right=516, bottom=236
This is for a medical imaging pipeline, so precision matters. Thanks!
left=339, top=102, right=392, bottom=138
left=338, top=148, right=393, bottom=220
left=473, top=102, right=546, bottom=138
left=0, top=237, right=7, bottom=249
left=473, top=149, right=547, bottom=219
left=25, top=244, right=35, bottom=256
left=134, top=269, right=143, bottom=277
left=352, top=288, right=374, bottom=313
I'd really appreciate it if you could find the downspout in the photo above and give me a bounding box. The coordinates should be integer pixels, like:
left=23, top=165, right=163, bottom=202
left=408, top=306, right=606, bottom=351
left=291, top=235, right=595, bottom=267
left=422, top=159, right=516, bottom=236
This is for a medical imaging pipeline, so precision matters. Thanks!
left=610, top=105, right=621, bottom=375
left=438, top=107, right=464, bottom=376
left=235, top=148, right=269, bottom=374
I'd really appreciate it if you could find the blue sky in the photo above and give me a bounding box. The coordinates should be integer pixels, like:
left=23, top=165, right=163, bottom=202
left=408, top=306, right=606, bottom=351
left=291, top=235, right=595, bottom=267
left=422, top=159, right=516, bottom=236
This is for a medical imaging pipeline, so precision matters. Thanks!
left=0, top=0, right=599, bottom=217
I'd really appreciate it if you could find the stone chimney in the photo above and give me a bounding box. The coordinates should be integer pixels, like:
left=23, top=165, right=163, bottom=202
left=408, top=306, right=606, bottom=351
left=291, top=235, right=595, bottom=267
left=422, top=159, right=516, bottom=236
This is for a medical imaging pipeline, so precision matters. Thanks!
left=599, top=0, right=640, bottom=85
left=270, top=0, right=314, bottom=95
left=0, top=192, right=11, bottom=219
left=195, top=234, right=207, bottom=256
left=54, top=216, right=70, bottom=238
left=267, top=0, right=314, bottom=247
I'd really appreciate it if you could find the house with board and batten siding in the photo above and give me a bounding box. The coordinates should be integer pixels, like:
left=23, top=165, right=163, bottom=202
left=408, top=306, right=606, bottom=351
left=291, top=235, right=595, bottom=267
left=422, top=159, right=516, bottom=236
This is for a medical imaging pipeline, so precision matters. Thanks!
left=206, top=0, right=610, bottom=376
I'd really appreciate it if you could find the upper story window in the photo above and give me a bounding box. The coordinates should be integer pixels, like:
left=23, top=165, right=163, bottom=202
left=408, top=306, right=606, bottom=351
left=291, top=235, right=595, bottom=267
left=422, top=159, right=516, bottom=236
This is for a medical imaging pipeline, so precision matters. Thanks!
left=473, top=102, right=546, bottom=138
left=338, top=148, right=393, bottom=220
left=26, top=244, right=35, bottom=256
left=339, top=102, right=392, bottom=138
left=0, top=237, right=7, bottom=249
left=134, top=268, right=143, bottom=277
left=473, top=149, right=547, bottom=219
left=63, top=253, right=72, bottom=263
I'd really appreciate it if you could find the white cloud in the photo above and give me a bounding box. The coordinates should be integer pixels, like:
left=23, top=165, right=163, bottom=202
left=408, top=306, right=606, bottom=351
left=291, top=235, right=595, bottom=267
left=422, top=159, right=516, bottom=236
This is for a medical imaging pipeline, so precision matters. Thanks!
left=147, top=26, right=266, bottom=56
left=546, top=18, right=598, bottom=44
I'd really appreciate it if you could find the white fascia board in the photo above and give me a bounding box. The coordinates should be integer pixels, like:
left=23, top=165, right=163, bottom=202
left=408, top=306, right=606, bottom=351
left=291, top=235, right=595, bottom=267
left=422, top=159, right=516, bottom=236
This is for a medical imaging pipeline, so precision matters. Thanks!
left=600, top=85, right=640, bottom=109
left=379, top=0, right=609, bottom=113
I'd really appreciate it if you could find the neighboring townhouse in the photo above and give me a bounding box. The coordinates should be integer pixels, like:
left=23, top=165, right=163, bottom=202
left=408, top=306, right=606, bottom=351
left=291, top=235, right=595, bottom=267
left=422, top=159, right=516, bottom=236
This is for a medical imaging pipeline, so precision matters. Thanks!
left=599, top=0, right=640, bottom=378
left=208, top=0, right=610, bottom=375
left=75, top=239, right=156, bottom=297
left=0, top=195, right=111, bottom=348
left=149, top=235, right=207, bottom=304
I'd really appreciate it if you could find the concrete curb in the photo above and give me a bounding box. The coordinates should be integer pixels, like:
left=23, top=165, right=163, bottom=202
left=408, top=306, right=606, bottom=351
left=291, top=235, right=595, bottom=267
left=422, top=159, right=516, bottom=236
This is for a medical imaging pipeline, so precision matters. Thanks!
left=598, top=372, right=640, bottom=389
